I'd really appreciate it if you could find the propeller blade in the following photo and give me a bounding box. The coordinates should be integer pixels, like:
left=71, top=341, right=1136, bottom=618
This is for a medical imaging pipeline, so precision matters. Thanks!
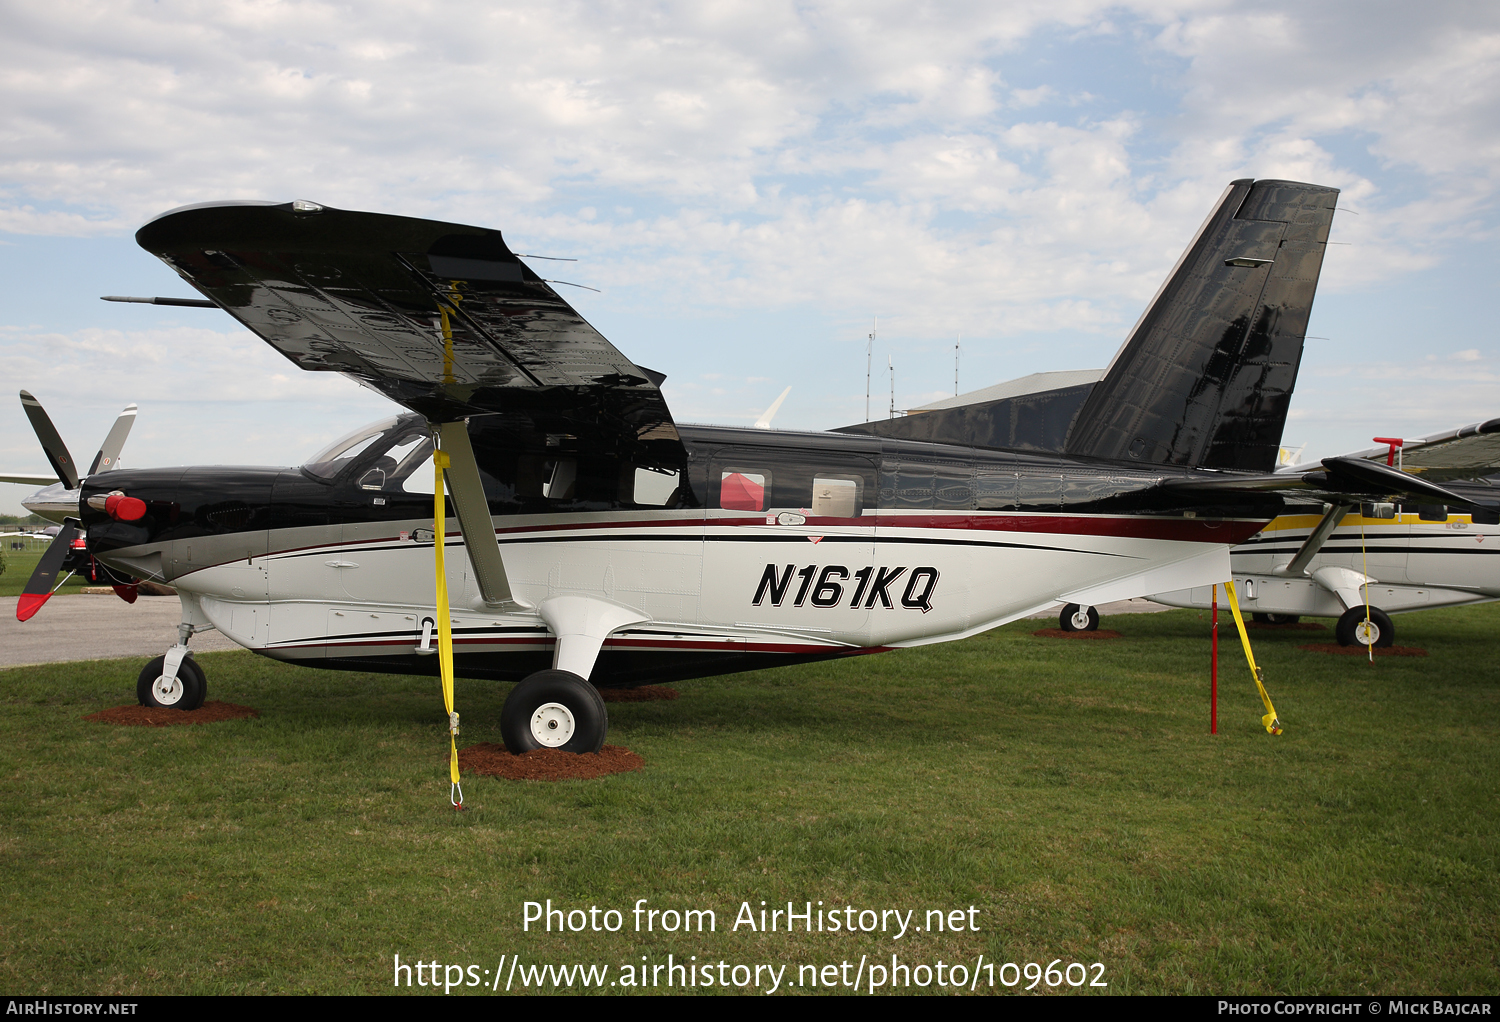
left=17, top=520, right=77, bottom=621
left=19, top=390, right=79, bottom=490
left=87, top=404, right=138, bottom=474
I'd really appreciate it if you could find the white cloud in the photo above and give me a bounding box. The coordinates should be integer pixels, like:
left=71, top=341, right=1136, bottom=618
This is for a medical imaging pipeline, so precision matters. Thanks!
left=0, top=0, right=1497, bottom=498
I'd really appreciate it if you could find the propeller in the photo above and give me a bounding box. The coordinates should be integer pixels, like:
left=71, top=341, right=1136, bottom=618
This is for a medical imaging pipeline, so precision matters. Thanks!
left=20, top=389, right=79, bottom=489
left=88, top=403, right=137, bottom=474
left=13, top=392, right=140, bottom=621
left=16, top=520, right=78, bottom=622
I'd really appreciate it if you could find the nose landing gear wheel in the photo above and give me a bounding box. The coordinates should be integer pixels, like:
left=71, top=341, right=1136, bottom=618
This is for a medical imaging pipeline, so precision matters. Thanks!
left=136, top=655, right=207, bottom=710
left=1335, top=606, right=1394, bottom=648
left=501, top=670, right=608, bottom=754
left=1059, top=604, right=1099, bottom=632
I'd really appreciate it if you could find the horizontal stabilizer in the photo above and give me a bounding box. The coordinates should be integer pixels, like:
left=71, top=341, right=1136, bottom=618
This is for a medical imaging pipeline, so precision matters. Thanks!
left=1161, top=456, right=1499, bottom=514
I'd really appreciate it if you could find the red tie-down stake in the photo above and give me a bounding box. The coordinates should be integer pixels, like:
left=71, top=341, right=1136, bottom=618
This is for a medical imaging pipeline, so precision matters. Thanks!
left=1373, top=436, right=1405, bottom=469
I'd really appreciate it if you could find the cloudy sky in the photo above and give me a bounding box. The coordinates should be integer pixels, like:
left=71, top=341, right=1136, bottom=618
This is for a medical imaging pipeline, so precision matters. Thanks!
left=2, top=1, right=1498, bottom=513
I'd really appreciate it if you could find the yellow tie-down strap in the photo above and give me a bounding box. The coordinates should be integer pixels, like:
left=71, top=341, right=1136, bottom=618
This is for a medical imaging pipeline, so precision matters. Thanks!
left=434, top=445, right=463, bottom=807
left=1222, top=579, right=1284, bottom=735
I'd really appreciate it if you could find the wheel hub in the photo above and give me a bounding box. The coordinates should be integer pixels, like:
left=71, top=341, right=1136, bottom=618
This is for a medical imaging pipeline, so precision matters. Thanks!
left=530, top=702, right=575, bottom=747
left=1070, top=609, right=1092, bottom=629
left=1353, top=620, right=1380, bottom=646
left=151, top=675, right=184, bottom=706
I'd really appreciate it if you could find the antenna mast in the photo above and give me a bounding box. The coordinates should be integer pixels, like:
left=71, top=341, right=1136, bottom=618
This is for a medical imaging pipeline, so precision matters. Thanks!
left=866, top=316, right=875, bottom=422
left=888, top=355, right=895, bottom=419
left=955, top=334, right=960, bottom=396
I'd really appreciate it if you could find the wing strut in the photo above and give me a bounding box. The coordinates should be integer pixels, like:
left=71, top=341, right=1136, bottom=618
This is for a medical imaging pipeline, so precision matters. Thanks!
left=1275, top=500, right=1355, bottom=577
left=436, top=420, right=529, bottom=612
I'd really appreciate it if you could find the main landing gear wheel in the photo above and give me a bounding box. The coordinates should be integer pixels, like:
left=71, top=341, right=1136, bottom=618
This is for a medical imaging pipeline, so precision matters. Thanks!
left=1336, top=607, right=1394, bottom=648
left=136, top=655, right=207, bottom=710
left=501, top=670, right=608, bottom=754
left=1253, top=612, right=1301, bottom=625
left=1059, top=604, right=1099, bottom=632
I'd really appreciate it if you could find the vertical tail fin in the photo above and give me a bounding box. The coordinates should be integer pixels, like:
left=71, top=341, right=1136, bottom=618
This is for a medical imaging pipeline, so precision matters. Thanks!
left=1065, top=178, right=1339, bottom=472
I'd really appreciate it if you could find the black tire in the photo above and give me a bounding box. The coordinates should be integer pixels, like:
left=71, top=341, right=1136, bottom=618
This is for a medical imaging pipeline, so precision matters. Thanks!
left=501, top=670, right=608, bottom=754
left=136, top=655, right=207, bottom=710
left=1335, top=607, right=1394, bottom=648
left=1253, top=612, right=1300, bottom=625
left=1058, top=604, right=1099, bottom=632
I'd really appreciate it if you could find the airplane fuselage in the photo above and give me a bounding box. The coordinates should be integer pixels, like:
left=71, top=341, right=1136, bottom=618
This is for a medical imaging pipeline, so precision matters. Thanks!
left=78, top=415, right=1277, bottom=686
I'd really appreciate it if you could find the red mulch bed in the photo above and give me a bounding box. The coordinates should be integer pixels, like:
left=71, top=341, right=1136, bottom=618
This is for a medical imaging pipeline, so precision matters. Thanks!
left=459, top=742, right=644, bottom=781
left=597, top=685, right=679, bottom=702
left=1032, top=628, right=1122, bottom=640
left=84, top=701, right=259, bottom=726
left=1297, top=644, right=1428, bottom=657
left=1245, top=621, right=1326, bottom=631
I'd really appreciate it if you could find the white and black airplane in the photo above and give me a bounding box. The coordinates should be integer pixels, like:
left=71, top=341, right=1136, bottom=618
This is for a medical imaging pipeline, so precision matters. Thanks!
left=17, top=179, right=1494, bottom=754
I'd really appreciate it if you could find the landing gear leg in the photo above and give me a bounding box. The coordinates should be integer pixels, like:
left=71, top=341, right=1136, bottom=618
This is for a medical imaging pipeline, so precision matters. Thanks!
left=137, top=596, right=217, bottom=710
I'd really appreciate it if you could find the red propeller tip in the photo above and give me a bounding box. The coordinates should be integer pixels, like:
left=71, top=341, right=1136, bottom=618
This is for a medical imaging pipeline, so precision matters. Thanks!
left=16, top=592, right=51, bottom=622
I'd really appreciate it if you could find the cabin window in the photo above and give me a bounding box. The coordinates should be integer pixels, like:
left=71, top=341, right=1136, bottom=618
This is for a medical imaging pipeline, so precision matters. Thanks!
left=811, top=477, right=859, bottom=517
left=543, top=459, right=578, bottom=499
left=399, top=452, right=437, bottom=494
left=1417, top=504, right=1449, bottom=522
left=720, top=470, right=769, bottom=511
left=633, top=466, right=681, bottom=506
left=360, top=433, right=434, bottom=492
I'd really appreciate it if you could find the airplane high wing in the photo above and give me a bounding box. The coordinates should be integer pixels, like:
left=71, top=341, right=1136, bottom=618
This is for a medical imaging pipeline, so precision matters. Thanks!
left=1337, top=419, right=1500, bottom=481
left=135, top=199, right=686, bottom=617
left=134, top=200, right=683, bottom=464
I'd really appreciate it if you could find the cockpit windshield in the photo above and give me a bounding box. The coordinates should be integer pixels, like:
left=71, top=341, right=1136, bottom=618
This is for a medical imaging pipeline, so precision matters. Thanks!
left=300, top=413, right=434, bottom=494
left=302, top=418, right=399, bottom=480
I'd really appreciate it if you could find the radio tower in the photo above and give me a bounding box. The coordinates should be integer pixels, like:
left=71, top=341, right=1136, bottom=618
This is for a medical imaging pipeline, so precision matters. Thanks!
left=865, top=316, right=875, bottom=422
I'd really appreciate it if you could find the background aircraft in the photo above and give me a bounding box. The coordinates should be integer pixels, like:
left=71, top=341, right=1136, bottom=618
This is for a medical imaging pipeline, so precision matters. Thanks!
left=1150, top=429, right=1500, bottom=645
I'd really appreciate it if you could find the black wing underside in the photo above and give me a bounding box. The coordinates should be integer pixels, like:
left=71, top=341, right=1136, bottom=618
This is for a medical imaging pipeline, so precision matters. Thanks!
left=135, top=201, right=683, bottom=465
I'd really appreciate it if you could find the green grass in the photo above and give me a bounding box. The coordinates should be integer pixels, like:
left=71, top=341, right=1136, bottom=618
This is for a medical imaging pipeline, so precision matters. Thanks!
left=1, top=606, right=1497, bottom=995
left=0, top=547, right=93, bottom=598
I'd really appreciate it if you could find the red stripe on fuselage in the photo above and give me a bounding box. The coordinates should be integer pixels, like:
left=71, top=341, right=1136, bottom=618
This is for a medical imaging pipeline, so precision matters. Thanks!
left=188, top=509, right=1264, bottom=573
